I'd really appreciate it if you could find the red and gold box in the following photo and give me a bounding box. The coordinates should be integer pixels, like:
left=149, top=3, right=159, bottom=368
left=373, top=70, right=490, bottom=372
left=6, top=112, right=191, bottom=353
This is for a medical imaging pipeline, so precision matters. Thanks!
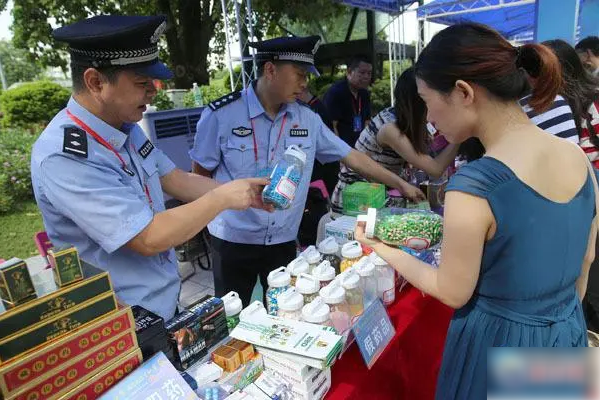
left=7, top=330, right=138, bottom=400
left=0, top=306, right=134, bottom=397
left=57, top=348, right=143, bottom=400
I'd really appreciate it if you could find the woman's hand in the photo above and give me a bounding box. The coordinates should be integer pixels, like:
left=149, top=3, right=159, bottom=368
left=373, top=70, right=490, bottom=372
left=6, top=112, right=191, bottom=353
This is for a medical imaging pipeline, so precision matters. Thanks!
left=354, top=221, right=383, bottom=248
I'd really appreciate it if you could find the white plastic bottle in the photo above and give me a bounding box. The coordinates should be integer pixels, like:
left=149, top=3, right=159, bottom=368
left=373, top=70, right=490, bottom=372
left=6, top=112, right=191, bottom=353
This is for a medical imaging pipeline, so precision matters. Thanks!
left=370, top=252, right=396, bottom=306
left=221, top=291, right=243, bottom=331
left=192, top=82, right=203, bottom=107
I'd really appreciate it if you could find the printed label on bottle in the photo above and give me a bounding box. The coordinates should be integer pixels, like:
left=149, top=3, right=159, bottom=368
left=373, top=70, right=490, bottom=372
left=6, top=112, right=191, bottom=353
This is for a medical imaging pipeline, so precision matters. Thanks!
left=275, top=177, right=297, bottom=200
left=382, top=287, right=395, bottom=305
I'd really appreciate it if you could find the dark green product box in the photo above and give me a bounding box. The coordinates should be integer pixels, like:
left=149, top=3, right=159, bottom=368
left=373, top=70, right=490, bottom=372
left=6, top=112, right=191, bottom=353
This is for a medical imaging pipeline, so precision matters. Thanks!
left=0, top=258, right=36, bottom=309
left=188, top=295, right=229, bottom=349
left=0, top=264, right=113, bottom=340
left=48, top=246, right=84, bottom=287
left=0, top=292, right=118, bottom=363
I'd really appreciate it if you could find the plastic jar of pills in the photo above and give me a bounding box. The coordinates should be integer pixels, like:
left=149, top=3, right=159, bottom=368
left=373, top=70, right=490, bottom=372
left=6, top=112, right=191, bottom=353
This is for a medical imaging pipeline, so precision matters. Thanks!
left=312, top=260, right=336, bottom=289
left=354, top=257, right=378, bottom=308
left=262, top=145, right=307, bottom=210
left=286, top=256, right=310, bottom=287
left=300, top=245, right=322, bottom=273
left=295, top=273, right=320, bottom=304
left=266, top=267, right=291, bottom=315
left=318, top=237, right=341, bottom=274
left=340, top=271, right=364, bottom=321
left=221, top=291, right=243, bottom=331
left=319, top=281, right=351, bottom=334
left=340, top=240, right=363, bottom=273
left=276, top=287, right=304, bottom=321
left=239, top=300, right=267, bottom=322
left=370, top=252, right=396, bottom=306
left=302, top=297, right=334, bottom=328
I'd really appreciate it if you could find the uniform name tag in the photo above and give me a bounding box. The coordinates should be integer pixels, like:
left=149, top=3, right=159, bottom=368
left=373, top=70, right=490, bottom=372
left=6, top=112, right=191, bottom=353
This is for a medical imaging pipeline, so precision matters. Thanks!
left=138, top=140, right=154, bottom=159
left=289, top=129, right=308, bottom=137
left=62, top=127, right=88, bottom=158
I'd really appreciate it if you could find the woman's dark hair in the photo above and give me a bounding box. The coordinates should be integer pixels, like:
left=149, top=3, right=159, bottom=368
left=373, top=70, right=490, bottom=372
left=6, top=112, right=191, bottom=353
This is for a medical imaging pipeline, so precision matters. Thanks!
left=393, top=67, right=428, bottom=154
left=543, top=39, right=599, bottom=138
left=415, top=23, right=562, bottom=114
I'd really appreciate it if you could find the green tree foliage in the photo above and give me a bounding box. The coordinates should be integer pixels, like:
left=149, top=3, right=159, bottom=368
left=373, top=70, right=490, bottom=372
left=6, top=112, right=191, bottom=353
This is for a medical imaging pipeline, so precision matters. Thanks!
left=0, top=40, right=42, bottom=87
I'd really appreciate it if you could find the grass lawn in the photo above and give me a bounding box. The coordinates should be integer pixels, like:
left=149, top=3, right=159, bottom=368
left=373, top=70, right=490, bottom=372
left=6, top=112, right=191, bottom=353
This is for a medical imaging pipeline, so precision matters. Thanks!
left=0, top=200, right=45, bottom=260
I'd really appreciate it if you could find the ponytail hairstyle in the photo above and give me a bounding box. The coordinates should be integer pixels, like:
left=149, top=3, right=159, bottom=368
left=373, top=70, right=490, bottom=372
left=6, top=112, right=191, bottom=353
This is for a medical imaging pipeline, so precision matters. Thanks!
left=415, top=23, right=562, bottom=114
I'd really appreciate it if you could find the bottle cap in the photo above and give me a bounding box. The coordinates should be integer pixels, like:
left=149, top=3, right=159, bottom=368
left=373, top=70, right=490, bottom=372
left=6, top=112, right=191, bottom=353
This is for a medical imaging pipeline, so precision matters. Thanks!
left=221, top=291, right=243, bottom=317
left=295, top=273, right=320, bottom=294
left=267, top=266, right=291, bottom=288
left=318, top=236, right=339, bottom=255
left=319, top=281, right=346, bottom=304
left=300, top=245, right=321, bottom=264
left=355, top=258, right=375, bottom=277
left=284, top=145, right=307, bottom=165
left=369, top=252, right=388, bottom=267
left=341, top=240, right=363, bottom=259
left=312, top=260, right=336, bottom=282
left=239, top=301, right=267, bottom=322
left=302, top=296, right=331, bottom=324
left=277, top=287, right=304, bottom=311
left=287, top=257, right=310, bottom=277
left=340, top=271, right=360, bottom=290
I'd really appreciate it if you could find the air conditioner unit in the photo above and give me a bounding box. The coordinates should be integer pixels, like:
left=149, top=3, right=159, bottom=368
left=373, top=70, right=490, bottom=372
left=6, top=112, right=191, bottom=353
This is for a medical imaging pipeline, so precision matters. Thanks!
left=138, top=106, right=205, bottom=173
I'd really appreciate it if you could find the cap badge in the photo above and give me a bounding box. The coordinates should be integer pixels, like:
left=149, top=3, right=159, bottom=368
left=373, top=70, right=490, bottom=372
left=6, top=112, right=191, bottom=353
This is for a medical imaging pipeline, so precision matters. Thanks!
left=150, top=21, right=167, bottom=44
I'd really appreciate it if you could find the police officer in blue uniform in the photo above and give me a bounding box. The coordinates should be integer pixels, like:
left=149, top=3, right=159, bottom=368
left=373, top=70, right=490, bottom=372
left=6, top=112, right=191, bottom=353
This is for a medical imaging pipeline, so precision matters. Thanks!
left=191, top=35, right=424, bottom=306
left=30, top=15, right=271, bottom=320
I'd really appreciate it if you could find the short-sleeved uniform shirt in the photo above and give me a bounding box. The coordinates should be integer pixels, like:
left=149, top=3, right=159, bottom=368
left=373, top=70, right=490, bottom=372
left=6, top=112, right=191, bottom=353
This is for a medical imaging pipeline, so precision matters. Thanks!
left=323, top=78, right=371, bottom=147
left=189, top=83, right=352, bottom=246
left=30, top=97, right=180, bottom=320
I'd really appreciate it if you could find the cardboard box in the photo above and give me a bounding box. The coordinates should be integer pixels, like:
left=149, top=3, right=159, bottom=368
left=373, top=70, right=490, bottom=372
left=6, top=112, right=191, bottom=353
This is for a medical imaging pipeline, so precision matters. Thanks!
left=257, top=348, right=314, bottom=380
left=98, top=351, right=197, bottom=400
left=324, top=216, right=357, bottom=245
left=212, top=344, right=242, bottom=372
left=6, top=330, right=138, bottom=400
left=0, top=258, right=36, bottom=308
left=0, top=270, right=112, bottom=340
left=0, top=307, right=133, bottom=393
left=0, top=293, right=118, bottom=364
left=188, top=295, right=229, bottom=349
left=225, top=339, right=255, bottom=364
left=165, top=310, right=207, bottom=371
left=47, top=247, right=83, bottom=287
left=0, top=306, right=134, bottom=396
left=54, top=348, right=143, bottom=400
left=217, top=353, right=264, bottom=391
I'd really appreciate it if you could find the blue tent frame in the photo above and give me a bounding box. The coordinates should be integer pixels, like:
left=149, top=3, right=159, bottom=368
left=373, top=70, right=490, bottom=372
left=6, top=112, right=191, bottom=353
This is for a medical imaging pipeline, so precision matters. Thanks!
left=417, top=0, right=587, bottom=42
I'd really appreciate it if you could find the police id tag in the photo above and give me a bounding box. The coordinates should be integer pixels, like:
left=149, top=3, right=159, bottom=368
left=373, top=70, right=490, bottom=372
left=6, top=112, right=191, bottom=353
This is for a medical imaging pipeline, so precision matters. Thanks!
left=353, top=115, right=363, bottom=132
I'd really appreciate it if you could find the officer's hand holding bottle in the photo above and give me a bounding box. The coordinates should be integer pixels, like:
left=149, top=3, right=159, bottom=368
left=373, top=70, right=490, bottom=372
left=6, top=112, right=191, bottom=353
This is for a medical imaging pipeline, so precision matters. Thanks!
left=213, top=178, right=274, bottom=212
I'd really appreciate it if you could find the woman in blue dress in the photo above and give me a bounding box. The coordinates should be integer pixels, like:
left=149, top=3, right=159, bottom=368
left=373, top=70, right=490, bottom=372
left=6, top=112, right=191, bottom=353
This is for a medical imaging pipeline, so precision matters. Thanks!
left=354, top=23, right=598, bottom=399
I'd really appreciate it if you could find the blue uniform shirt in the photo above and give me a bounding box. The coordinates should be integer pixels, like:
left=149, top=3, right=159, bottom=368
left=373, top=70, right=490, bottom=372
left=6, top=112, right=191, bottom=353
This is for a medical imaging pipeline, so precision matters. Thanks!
left=31, top=97, right=180, bottom=320
left=190, top=84, right=352, bottom=245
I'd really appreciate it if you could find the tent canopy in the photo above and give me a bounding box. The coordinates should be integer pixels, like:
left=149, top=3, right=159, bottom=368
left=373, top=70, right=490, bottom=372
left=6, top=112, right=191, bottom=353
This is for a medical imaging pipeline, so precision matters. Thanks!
left=417, top=0, right=537, bottom=40
left=337, top=0, right=419, bottom=14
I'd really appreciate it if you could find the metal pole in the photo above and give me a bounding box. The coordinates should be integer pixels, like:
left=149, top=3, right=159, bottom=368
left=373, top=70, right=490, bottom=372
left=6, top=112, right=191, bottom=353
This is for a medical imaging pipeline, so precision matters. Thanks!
left=388, top=14, right=394, bottom=107
left=220, top=0, right=236, bottom=91
left=234, top=0, right=247, bottom=89
left=244, top=0, right=257, bottom=80
left=0, top=57, right=7, bottom=91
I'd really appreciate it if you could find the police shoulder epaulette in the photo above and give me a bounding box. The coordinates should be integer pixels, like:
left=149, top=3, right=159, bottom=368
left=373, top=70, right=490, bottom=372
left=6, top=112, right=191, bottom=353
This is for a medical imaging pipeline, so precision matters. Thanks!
left=62, top=126, right=88, bottom=158
left=208, top=91, right=242, bottom=111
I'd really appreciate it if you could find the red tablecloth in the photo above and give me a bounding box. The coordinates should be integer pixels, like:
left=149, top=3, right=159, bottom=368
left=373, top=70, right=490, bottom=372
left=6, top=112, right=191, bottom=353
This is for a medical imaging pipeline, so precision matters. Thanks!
left=327, top=285, right=453, bottom=400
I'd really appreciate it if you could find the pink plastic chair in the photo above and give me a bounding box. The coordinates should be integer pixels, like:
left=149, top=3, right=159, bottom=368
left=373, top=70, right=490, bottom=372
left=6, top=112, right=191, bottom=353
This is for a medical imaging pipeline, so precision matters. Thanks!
left=33, top=231, right=54, bottom=269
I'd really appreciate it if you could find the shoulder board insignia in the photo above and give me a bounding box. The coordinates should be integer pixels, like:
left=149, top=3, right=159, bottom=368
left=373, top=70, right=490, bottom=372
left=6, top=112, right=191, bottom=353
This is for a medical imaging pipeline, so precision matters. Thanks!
left=62, top=126, right=88, bottom=158
left=208, top=91, right=242, bottom=111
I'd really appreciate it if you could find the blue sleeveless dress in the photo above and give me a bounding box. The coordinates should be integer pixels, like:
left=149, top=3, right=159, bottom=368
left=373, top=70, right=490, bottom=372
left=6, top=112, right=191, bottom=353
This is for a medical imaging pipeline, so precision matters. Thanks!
left=436, top=157, right=594, bottom=399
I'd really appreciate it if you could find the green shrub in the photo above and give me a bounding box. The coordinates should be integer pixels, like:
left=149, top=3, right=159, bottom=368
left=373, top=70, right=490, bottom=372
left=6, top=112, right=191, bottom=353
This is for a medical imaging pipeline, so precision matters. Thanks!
left=0, top=81, right=70, bottom=128
left=370, top=78, right=392, bottom=115
left=151, top=89, right=175, bottom=111
left=182, top=84, right=228, bottom=107
left=0, top=128, right=38, bottom=214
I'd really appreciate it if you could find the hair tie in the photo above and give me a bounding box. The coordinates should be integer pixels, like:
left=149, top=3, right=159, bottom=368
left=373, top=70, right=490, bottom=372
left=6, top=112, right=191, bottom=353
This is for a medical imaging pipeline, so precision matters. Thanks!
left=514, top=46, right=523, bottom=68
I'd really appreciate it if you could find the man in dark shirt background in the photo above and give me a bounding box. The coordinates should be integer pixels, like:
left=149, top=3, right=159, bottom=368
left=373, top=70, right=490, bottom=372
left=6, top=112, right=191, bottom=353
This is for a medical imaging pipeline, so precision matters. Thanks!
left=298, top=87, right=338, bottom=195
left=323, top=56, right=372, bottom=147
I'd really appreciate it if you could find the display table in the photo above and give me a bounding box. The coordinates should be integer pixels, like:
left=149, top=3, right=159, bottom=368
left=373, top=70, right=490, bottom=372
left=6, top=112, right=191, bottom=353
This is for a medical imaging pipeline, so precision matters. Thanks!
left=327, top=285, right=453, bottom=400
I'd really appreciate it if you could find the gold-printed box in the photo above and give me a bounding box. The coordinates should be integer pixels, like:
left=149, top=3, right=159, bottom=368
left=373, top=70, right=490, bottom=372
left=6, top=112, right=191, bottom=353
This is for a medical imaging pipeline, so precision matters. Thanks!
left=55, top=348, right=143, bottom=400
left=0, top=293, right=118, bottom=364
left=0, top=258, right=36, bottom=308
left=0, top=306, right=134, bottom=396
left=0, top=270, right=113, bottom=341
left=6, top=330, right=138, bottom=400
left=48, top=247, right=83, bottom=287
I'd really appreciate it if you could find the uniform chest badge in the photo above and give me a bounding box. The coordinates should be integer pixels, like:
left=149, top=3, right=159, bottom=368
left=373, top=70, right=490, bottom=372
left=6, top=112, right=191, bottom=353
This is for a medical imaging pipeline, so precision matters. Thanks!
left=232, top=127, right=253, bottom=137
left=289, top=128, right=308, bottom=137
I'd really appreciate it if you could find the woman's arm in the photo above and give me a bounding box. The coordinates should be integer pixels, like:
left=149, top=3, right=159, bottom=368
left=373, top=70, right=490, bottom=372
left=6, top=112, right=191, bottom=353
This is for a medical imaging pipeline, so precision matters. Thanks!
left=356, top=190, right=494, bottom=308
left=378, top=122, right=458, bottom=178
